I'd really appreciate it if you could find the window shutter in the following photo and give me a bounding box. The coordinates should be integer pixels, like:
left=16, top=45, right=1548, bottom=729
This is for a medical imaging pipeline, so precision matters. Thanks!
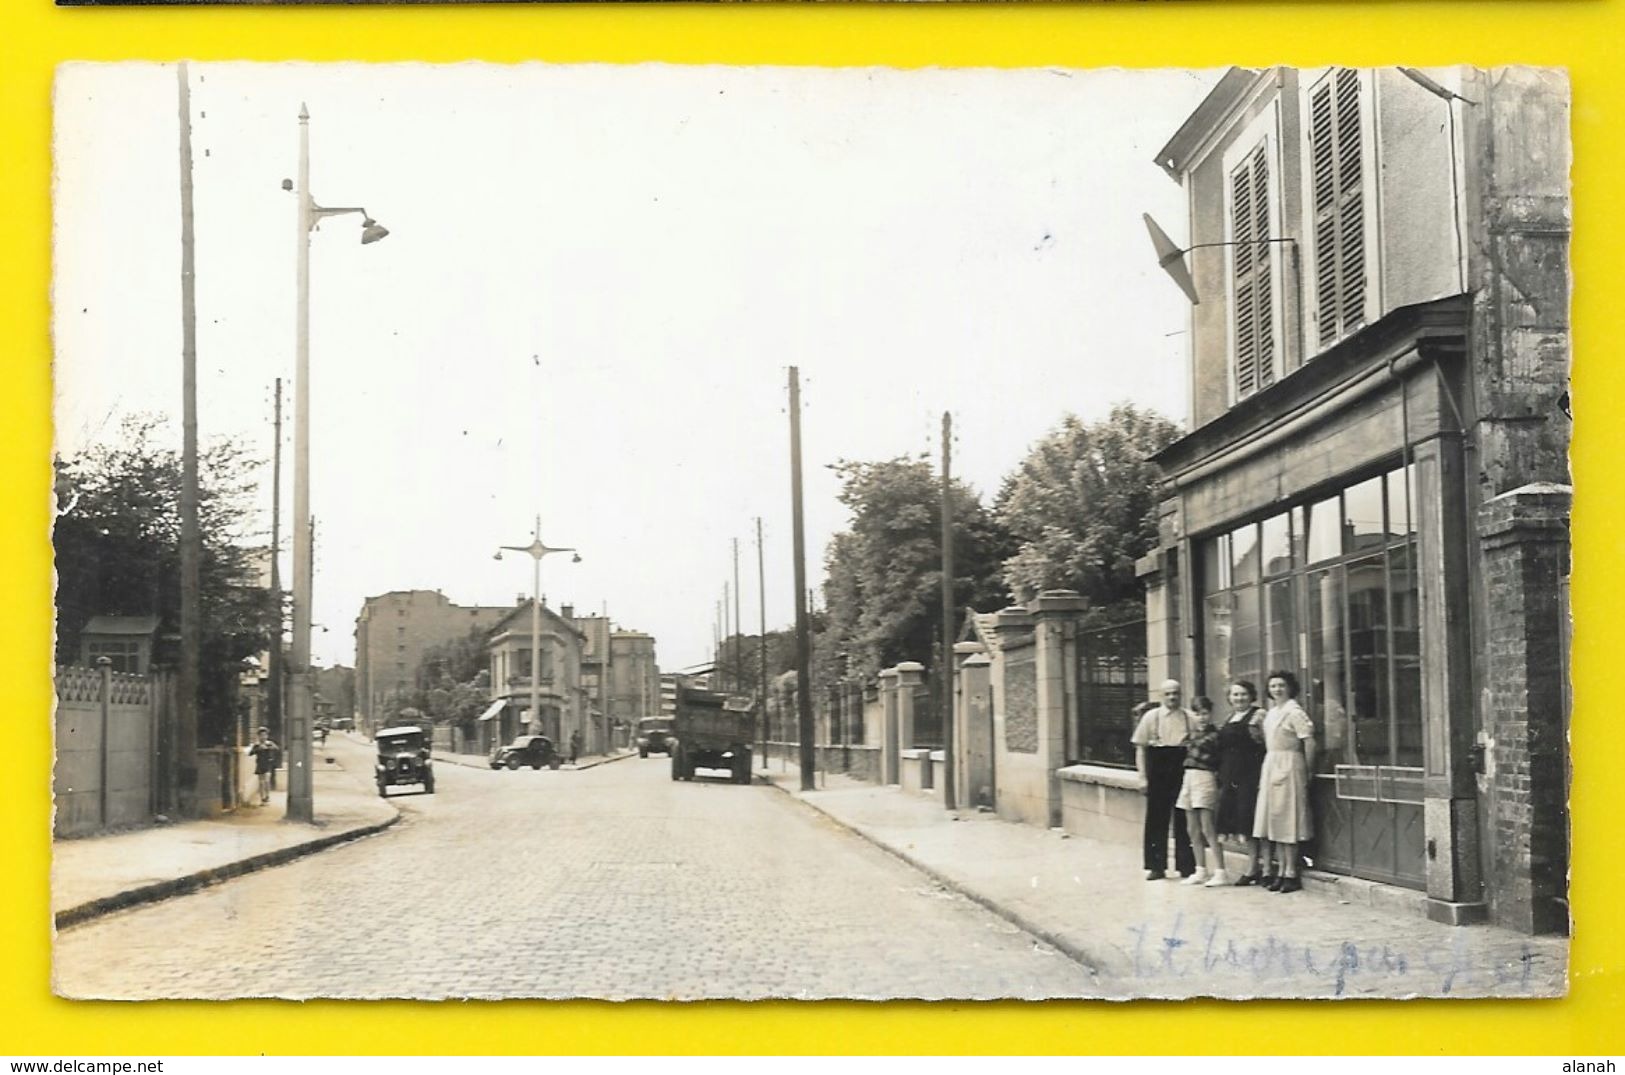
left=1311, top=69, right=1367, bottom=348
left=1230, top=142, right=1274, bottom=399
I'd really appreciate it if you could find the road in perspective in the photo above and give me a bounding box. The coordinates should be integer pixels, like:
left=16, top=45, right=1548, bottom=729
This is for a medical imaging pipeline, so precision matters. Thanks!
left=53, top=735, right=1099, bottom=1000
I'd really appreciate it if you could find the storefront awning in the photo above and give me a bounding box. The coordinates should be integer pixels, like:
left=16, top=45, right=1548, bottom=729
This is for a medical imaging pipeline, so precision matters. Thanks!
left=476, top=699, right=505, bottom=722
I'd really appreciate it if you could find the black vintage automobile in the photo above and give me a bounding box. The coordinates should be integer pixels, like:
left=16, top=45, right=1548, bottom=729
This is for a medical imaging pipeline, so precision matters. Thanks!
left=375, top=725, right=435, bottom=796
left=491, top=734, right=561, bottom=770
left=635, top=717, right=673, bottom=758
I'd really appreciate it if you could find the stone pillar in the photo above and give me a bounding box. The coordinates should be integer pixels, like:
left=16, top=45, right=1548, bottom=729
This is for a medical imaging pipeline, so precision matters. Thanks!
left=953, top=641, right=987, bottom=808
left=1032, top=590, right=1086, bottom=828
left=959, top=653, right=994, bottom=809
left=1137, top=547, right=1182, bottom=691
left=1478, top=483, right=1571, bottom=935
left=990, top=605, right=1035, bottom=823
left=879, top=667, right=901, bottom=785
left=895, top=662, right=925, bottom=750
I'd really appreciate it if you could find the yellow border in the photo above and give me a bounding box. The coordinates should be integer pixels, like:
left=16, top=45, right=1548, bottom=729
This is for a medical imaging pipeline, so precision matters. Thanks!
left=3, top=0, right=1619, bottom=1055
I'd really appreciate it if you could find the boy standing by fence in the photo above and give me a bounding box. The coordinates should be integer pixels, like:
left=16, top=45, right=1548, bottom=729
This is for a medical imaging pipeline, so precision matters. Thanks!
left=248, top=726, right=280, bottom=805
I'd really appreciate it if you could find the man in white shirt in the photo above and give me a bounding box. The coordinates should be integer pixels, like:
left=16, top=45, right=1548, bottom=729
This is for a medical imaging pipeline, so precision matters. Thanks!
left=1131, top=679, right=1196, bottom=880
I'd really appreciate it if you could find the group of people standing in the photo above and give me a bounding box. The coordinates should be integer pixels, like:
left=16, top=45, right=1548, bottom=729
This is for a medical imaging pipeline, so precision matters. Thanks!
left=1131, top=672, right=1316, bottom=892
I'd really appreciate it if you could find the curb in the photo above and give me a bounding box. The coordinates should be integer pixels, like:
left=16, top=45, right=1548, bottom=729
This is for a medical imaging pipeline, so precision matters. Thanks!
left=761, top=779, right=1106, bottom=982
left=53, top=811, right=402, bottom=931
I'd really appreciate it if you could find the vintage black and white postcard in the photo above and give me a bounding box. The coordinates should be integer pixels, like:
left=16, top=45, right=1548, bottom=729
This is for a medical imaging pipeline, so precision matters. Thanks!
left=50, top=61, right=1571, bottom=1001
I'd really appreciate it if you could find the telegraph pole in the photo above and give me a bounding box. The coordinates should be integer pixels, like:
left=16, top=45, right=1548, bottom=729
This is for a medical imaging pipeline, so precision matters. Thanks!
left=940, top=411, right=958, bottom=811
left=267, top=379, right=284, bottom=744
left=176, top=61, right=201, bottom=814
left=756, top=516, right=767, bottom=774
left=732, top=538, right=742, bottom=698
left=788, top=368, right=815, bottom=791
left=723, top=580, right=731, bottom=692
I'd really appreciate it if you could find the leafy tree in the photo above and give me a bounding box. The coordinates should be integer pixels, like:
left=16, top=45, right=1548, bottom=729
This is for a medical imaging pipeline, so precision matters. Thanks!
left=53, top=415, right=274, bottom=746
left=994, top=404, right=1182, bottom=618
left=415, top=626, right=491, bottom=693
left=817, top=457, right=1012, bottom=681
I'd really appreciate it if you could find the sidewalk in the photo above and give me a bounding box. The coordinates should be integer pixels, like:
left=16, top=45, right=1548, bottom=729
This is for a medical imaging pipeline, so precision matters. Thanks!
left=763, top=769, right=1568, bottom=999
left=52, top=734, right=399, bottom=929
left=433, top=748, right=636, bottom=772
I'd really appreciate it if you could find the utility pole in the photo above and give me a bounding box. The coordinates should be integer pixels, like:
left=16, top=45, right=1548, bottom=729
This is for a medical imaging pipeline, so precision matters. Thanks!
left=756, top=517, right=766, bottom=774
left=940, top=411, right=957, bottom=811
left=788, top=368, right=815, bottom=791
left=267, top=378, right=284, bottom=744
left=732, top=537, right=742, bottom=701
left=176, top=61, right=201, bottom=816
left=723, top=580, right=731, bottom=693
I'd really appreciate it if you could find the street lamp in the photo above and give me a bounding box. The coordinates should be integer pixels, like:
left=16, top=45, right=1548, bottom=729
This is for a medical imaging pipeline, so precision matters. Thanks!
left=286, top=102, right=389, bottom=824
left=496, top=517, right=580, bottom=745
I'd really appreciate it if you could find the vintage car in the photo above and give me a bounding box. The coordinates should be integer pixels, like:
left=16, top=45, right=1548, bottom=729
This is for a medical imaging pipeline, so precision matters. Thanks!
left=491, top=734, right=561, bottom=770
left=635, top=717, right=674, bottom=758
left=375, top=725, right=434, bottom=796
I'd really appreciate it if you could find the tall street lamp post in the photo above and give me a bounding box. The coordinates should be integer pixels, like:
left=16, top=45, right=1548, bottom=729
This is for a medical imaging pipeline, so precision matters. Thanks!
left=286, top=102, right=389, bottom=824
left=496, top=517, right=580, bottom=744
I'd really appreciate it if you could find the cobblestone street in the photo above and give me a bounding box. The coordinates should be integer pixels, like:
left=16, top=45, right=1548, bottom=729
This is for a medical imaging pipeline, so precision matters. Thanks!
left=53, top=737, right=1099, bottom=1000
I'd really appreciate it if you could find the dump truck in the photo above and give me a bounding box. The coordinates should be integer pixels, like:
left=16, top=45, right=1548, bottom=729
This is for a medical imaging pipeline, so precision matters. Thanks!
left=669, top=685, right=755, bottom=785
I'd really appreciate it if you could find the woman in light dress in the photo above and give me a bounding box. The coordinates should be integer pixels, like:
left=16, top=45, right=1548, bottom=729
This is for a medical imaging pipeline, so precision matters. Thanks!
left=1252, top=670, right=1317, bottom=893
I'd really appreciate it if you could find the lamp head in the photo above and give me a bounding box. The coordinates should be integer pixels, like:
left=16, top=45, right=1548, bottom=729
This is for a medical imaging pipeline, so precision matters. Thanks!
left=360, top=217, right=390, bottom=245
left=572, top=553, right=582, bottom=564
left=493, top=551, right=504, bottom=562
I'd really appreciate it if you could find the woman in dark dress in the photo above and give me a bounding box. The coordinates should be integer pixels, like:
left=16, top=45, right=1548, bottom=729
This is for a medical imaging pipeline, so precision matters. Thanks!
left=1214, top=679, right=1270, bottom=885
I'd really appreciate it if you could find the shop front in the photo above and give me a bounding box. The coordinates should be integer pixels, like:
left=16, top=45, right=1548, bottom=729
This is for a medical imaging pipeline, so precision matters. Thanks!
left=1147, top=297, right=1487, bottom=918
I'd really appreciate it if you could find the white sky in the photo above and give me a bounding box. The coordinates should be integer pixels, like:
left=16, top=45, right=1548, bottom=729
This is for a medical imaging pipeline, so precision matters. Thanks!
left=53, top=62, right=1219, bottom=671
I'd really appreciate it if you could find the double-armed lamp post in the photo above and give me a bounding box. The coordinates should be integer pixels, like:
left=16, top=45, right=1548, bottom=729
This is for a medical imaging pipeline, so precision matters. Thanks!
left=286, top=103, right=389, bottom=824
left=495, top=518, right=580, bottom=742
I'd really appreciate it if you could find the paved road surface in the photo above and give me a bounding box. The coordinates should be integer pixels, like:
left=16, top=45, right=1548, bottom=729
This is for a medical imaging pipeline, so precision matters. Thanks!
left=54, top=736, right=1099, bottom=1000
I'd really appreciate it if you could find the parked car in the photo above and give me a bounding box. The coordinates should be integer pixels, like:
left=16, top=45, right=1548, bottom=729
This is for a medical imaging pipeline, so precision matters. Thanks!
left=375, top=725, right=434, bottom=796
left=635, top=717, right=673, bottom=758
left=491, top=734, right=561, bottom=771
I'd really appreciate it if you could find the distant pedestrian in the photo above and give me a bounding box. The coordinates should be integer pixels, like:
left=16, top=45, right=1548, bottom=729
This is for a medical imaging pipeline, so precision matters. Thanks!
left=1253, top=671, right=1317, bottom=893
left=1131, top=680, right=1196, bottom=880
left=1215, top=679, right=1272, bottom=885
left=248, top=726, right=280, bottom=805
left=1177, top=696, right=1227, bottom=887
left=569, top=730, right=582, bottom=766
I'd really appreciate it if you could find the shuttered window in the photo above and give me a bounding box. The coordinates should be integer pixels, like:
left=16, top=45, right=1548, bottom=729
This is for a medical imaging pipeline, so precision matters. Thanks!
left=1310, top=68, right=1368, bottom=348
left=1230, top=142, right=1275, bottom=398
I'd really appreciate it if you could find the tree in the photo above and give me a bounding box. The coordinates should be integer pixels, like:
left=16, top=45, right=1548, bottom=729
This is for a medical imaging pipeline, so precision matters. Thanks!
left=817, top=456, right=1012, bottom=681
left=53, top=415, right=275, bottom=746
left=994, top=404, right=1182, bottom=618
left=412, top=626, right=495, bottom=729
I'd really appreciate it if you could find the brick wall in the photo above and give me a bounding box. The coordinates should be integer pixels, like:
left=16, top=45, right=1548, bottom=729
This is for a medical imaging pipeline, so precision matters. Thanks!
left=1478, top=485, right=1570, bottom=934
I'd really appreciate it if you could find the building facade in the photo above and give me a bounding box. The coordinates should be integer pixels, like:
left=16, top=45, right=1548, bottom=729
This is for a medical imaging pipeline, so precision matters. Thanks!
left=1139, top=67, right=1569, bottom=932
left=482, top=602, right=588, bottom=751
left=353, top=590, right=513, bottom=729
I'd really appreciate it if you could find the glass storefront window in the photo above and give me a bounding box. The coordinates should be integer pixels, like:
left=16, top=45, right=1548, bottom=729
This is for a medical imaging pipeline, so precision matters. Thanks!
left=1230, top=583, right=1262, bottom=691
left=1231, top=524, right=1261, bottom=587
left=1201, top=533, right=1231, bottom=595
left=1345, top=475, right=1387, bottom=553
left=1307, top=566, right=1349, bottom=772
left=1388, top=463, right=1416, bottom=539
left=1306, top=495, right=1342, bottom=565
left=1261, top=512, right=1293, bottom=577
left=1346, top=552, right=1392, bottom=764
left=1389, top=542, right=1424, bottom=767
left=1264, top=577, right=1296, bottom=673
left=1202, top=592, right=1234, bottom=696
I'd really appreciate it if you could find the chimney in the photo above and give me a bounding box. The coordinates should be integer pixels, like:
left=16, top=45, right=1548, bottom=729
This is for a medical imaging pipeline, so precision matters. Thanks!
left=561, top=604, right=574, bottom=620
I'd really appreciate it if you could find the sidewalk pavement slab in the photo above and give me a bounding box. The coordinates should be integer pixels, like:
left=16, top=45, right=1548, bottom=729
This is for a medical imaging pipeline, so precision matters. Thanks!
left=53, top=735, right=398, bottom=930
left=764, top=769, right=1567, bottom=1000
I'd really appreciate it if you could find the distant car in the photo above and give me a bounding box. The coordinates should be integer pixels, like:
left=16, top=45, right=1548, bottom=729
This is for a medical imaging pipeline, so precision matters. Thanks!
left=636, top=718, right=673, bottom=758
left=331, top=716, right=355, bottom=731
left=491, top=734, right=561, bottom=771
left=375, top=725, right=434, bottom=796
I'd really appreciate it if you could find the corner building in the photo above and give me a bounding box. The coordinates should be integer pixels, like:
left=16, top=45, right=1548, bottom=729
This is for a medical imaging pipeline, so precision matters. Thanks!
left=1141, top=67, right=1570, bottom=932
